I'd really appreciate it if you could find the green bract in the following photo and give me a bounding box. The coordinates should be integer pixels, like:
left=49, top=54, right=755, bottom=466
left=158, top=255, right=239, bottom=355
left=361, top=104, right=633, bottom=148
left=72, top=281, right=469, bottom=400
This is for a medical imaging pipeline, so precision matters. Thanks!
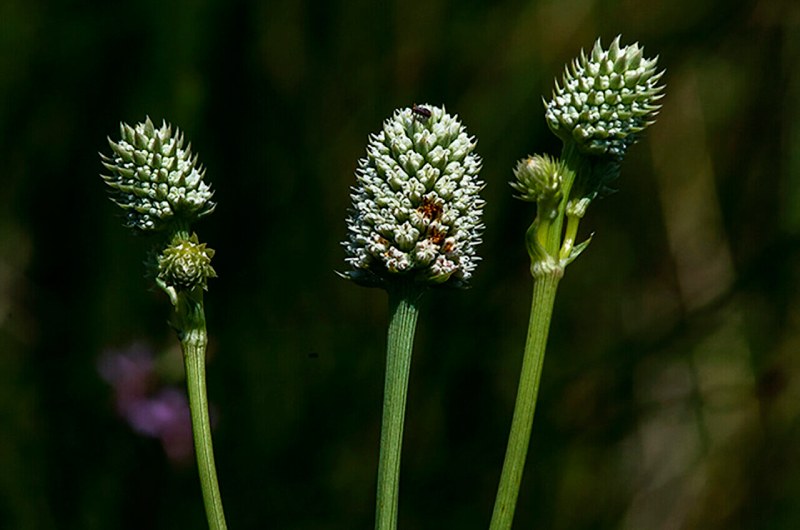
left=544, top=36, right=664, bottom=158
left=100, top=117, right=215, bottom=232
left=157, top=233, right=217, bottom=291
left=343, top=104, right=485, bottom=288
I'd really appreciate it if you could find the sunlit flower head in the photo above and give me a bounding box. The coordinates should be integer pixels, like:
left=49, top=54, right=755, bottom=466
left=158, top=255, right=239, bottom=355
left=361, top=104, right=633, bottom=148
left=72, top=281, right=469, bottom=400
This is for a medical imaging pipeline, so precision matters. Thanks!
left=342, top=105, right=485, bottom=288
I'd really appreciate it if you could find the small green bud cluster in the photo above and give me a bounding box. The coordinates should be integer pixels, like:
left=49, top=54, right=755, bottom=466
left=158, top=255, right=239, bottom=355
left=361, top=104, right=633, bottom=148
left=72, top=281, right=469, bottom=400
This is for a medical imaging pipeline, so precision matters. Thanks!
left=511, top=155, right=565, bottom=218
left=343, top=104, right=485, bottom=288
left=544, top=36, right=664, bottom=159
left=101, top=117, right=215, bottom=233
left=157, top=233, right=217, bottom=291
left=101, top=118, right=217, bottom=294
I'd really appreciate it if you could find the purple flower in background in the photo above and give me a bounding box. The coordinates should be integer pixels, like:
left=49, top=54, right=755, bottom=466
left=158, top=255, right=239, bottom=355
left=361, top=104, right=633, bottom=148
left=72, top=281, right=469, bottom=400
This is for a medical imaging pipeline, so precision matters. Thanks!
left=98, top=343, right=197, bottom=465
left=127, top=388, right=194, bottom=463
left=98, top=342, right=155, bottom=413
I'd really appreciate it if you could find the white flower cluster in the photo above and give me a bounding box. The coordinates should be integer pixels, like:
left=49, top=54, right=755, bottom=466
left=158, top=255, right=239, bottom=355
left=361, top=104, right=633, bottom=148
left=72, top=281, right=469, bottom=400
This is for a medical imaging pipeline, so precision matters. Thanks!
left=101, top=117, right=215, bottom=232
left=343, top=105, right=485, bottom=287
left=545, top=36, right=664, bottom=158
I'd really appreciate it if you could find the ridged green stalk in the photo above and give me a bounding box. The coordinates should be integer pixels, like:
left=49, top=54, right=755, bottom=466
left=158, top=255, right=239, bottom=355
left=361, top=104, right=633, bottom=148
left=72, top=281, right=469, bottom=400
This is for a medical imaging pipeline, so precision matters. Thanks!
left=375, top=285, right=422, bottom=530
left=177, top=293, right=227, bottom=530
left=489, top=273, right=560, bottom=529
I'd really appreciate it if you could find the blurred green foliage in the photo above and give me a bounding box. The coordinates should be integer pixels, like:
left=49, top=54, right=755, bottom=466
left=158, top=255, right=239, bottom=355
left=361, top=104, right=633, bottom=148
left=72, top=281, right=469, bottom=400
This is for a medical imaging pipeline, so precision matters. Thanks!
left=1, top=0, right=800, bottom=528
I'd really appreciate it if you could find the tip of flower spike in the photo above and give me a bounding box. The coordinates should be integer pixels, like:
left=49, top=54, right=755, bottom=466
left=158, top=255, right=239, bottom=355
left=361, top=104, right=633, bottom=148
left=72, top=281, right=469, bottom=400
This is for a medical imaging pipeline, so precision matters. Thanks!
left=342, top=104, right=485, bottom=289
left=608, top=35, right=622, bottom=60
left=143, top=116, right=155, bottom=136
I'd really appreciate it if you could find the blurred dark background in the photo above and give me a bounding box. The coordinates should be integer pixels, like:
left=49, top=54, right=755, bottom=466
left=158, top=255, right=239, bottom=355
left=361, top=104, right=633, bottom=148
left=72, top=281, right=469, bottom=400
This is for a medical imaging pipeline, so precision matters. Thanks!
left=2, top=0, right=800, bottom=528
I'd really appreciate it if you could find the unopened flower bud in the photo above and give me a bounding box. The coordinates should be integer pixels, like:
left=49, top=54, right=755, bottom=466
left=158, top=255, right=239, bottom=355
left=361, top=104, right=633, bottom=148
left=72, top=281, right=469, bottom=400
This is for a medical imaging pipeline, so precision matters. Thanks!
left=157, top=233, right=216, bottom=291
left=510, top=154, right=565, bottom=217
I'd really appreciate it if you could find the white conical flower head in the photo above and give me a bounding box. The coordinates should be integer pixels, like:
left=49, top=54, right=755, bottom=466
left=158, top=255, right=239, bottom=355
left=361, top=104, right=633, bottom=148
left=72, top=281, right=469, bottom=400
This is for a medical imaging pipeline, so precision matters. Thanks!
left=343, top=105, right=485, bottom=288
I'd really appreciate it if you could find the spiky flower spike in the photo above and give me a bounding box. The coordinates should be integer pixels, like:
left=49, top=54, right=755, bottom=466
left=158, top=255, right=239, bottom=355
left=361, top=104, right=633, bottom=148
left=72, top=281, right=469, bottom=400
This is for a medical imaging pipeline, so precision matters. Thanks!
left=101, top=117, right=215, bottom=232
left=544, top=35, right=664, bottom=159
left=343, top=104, right=485, bottom=288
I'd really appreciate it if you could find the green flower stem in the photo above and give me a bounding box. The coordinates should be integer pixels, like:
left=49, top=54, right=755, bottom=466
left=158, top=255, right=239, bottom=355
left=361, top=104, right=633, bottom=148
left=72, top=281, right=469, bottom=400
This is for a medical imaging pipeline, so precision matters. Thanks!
left=490, top=142, right=582, bottom=529
left=177, top=292, right=228, bottom=530
left=375, top=284, right=422, bottom=530
left=489, top=273, right=560, bottom=530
